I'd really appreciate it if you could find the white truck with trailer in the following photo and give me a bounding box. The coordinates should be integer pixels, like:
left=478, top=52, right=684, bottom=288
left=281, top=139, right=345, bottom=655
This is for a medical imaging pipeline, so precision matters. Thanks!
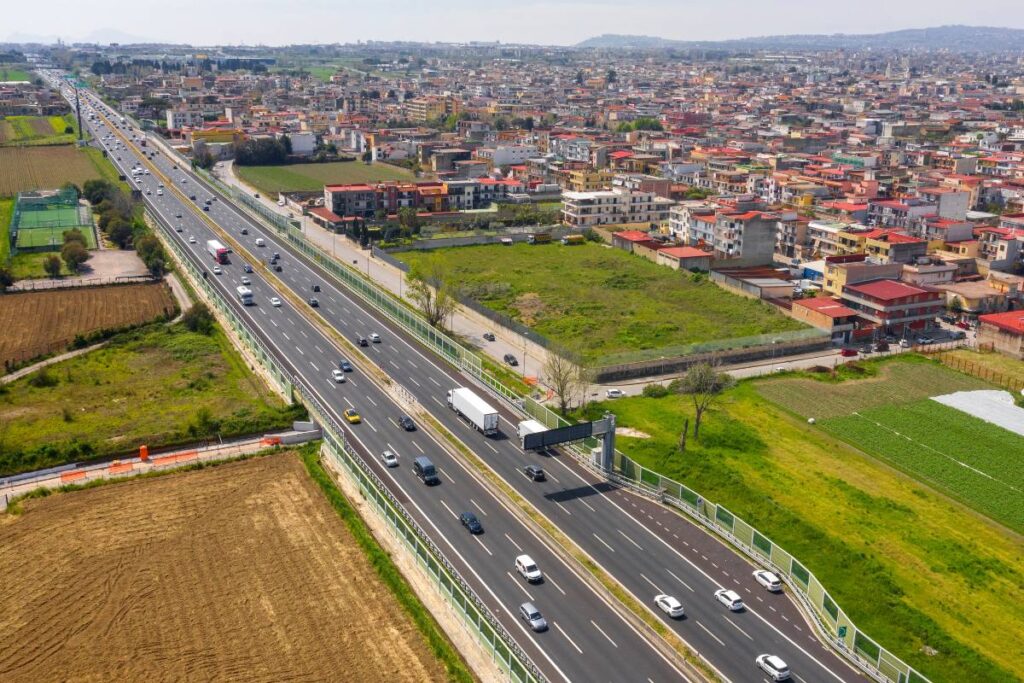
left=447, top=387, right=499, bottom=436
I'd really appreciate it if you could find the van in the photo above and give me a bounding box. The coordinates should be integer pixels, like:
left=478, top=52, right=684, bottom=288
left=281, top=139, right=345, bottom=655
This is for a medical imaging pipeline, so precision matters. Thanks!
left=413, top=456, right=440, bottom=485
left=255, top=238, right=266, bottom=247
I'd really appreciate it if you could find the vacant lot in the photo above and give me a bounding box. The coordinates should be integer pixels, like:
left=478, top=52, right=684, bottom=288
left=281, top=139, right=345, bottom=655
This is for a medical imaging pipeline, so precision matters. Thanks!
left=0, top=453, right=448, bottom=682
left=0, top=115, right=75, bottom=146
left=0, top=321, right=300, bottom=476
left=0, top=282, right=176, bottom=369
left=399, top=242, right=806, bottom=363
left=936, top=347, right=1024, bottom=387
left=0, top=146, right=108, bottom=196
left=580, top=357, right=1021, bottom=682
left=236, top=160, right=414, bottom=196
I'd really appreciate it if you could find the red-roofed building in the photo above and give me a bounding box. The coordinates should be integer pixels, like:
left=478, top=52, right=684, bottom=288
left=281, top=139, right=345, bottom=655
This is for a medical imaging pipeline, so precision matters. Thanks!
left=841, top=280, right=944, bottom=334
left=792, top=296, right=860, bottom=342
left=656, top=246, right=713, bottom=272
left=977, top=310, right=1024, bottom=359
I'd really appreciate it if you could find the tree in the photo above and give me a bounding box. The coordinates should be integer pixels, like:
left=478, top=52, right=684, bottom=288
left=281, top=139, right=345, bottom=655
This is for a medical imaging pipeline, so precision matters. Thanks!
left=606, top=68, right=617, bottom=84
left=61, top=241, right=90, bottom=273
left=397, top=206, right=422, bottom=233
left=108, top=219, right=134, bottom=248
left=406, top=257, right=458, bottom=329
left=544, top=348, right=587, bottom=415
left=43, top=254, right=62, bottom=278
left=62, top=228, right=87, bottom=247
left=674, top=362, right=734, bottom=444
left=182, top=303, right=215, bottom=335
left=0, top=267, right=13, bottom=292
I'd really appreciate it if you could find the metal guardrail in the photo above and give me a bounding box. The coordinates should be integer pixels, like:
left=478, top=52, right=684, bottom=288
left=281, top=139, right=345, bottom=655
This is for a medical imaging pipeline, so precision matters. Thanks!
left=154, top=209, right=544, bottom=683
left=179, top=148, right=930, bottom=683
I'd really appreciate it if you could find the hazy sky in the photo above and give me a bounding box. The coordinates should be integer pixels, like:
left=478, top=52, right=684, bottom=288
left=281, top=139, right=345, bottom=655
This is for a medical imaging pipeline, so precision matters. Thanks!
left=6, top=0, right=1024, bottom=46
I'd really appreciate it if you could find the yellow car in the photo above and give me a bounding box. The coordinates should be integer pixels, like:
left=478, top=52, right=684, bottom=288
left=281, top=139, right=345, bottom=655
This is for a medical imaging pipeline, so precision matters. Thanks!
left=343, top=409, right=362, bottom=424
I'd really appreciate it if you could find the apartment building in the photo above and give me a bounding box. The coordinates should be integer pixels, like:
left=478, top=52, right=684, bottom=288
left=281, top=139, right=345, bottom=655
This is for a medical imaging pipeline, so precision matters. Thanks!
left=166, top=108, right=205, bottom=129
left=404, top=96, right=460, bottom=123
left=822, top=255, right=903, bottom=296
left=867, top=198, right=936, bottom=228
left=566, top=169, right=613, bottom=192
left=840, top=280, right=944, bottom=334
left=561, top=188, right=675, bottom=227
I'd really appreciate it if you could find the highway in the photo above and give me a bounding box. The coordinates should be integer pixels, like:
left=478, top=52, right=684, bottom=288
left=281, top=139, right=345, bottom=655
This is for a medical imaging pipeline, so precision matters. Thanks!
left=50, top=75, right=691, bottom=683
left=56, top=73, right=866, bottom=683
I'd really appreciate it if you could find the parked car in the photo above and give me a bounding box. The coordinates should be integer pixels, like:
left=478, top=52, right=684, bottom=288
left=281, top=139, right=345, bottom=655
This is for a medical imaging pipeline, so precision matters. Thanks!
left=503, top=353, right=519, bottom=367
left=753, top=570, right=783, bottom=593
left=331, top=369, right=346, bottom=384
left=483, top=332, right=496, bottom=342
left=916, top=336, right=935, bottom=345
left=381, top=450, right=398, bottom=468
left=899, top=338, right=912, bottom=348
left=714, top=588, right=744, bottom=611
left=654, top=594, right=685, bottom=619
left=755, top=654, right=791, bottom=681
left=839, top=348, right=858, bottom=357
left=515, top=555, right=543, bottom=583
left=519, top=603, right=547, bottom=632
left=606, top=388, right=625, bottom=399
left=459, top=511, right=483, bottom=534
left=398, top=415, right=416, bottom=431
left=956, top=321, right=971, bottom=330
left=524, top=465, right=546, bottom=482
left=873, top=341, right=890, bottom=352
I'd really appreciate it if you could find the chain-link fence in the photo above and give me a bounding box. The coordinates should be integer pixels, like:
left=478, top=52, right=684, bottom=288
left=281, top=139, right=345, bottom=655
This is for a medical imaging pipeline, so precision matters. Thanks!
left=155, top=209, right=543, bottom=683
left=183, top=161, right=930, bottom=683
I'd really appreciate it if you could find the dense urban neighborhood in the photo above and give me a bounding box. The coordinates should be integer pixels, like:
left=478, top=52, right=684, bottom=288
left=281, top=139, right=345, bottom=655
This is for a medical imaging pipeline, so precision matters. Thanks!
left=1, top=21, right=1023, bottom=683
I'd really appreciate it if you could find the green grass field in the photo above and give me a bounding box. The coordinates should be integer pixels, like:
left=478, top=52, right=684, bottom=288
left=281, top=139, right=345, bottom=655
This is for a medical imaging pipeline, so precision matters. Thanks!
left=0, top=198, right=12, bottom=263
left=397, top=242, right=807, bottom=363
left=0, top=321, right=302, bottom=477
left=0, top=66, right=32, bottom=82
left=235, top=161, right=415, bottom=196
left=578, top=358, right=1021, bottom=682
left=0, top=115, right=76, bottom=146
left=8, top=251, right=71, bottom=278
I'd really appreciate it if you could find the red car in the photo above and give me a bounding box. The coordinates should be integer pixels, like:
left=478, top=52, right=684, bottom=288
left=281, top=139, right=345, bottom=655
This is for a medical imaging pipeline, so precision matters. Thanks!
left=839, top=348, right=859, bottom=357
left=956, top=321, right=970, bottom=330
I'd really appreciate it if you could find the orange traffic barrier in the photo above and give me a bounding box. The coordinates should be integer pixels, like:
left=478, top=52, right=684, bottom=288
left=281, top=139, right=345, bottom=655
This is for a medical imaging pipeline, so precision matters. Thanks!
left=108, top=462, right=133, bottom=475
left=523, top=376, right=538, bottom=386
left=139, top=445, right=149, bottom=461
left=60, top=470, right=86, bottom=483
left=261, top=436, right=282, bottom=446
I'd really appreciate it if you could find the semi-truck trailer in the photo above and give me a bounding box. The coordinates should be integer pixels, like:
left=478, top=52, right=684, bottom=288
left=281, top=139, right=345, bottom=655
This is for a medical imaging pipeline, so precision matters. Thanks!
left=447, top=387, right=499, bottom=436
left=236, top=286, right=254, bottom=306
left=207, top=239, right=229, bottom=264
left=516, top=419, right=547, bottom=449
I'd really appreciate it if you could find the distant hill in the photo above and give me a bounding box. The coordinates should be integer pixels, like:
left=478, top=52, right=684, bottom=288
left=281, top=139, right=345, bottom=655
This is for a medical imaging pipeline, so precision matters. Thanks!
left=577, top=25, right=1024, bottom=52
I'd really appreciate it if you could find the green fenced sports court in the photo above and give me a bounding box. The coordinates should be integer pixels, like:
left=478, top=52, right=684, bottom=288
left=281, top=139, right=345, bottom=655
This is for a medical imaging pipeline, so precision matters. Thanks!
left=11, top=188, right=96, bottom=252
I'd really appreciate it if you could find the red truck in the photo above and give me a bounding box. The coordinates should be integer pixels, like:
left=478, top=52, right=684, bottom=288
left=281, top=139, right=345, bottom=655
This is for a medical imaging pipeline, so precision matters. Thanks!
left=206, top=239, right=229, bottom=264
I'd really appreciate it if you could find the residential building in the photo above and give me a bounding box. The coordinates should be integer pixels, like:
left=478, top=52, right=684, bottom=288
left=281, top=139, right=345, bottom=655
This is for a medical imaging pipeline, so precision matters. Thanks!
left=823, top=255, right=904, bottom=297
left=561, top=188, right=675, bottom=227
left=840, top=280, right=944, bottom=335
left=977, top=310, right=1024, bottom=359
left=791, top=296, right=860, bottom=343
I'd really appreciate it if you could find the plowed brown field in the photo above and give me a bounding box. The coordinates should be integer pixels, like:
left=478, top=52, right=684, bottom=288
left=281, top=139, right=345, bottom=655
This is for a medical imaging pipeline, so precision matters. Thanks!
left=0, top=453, right=447, bottom=682
left=0, top=146, right=103, bottom=195
left=0, top=282, right=177, bottom=368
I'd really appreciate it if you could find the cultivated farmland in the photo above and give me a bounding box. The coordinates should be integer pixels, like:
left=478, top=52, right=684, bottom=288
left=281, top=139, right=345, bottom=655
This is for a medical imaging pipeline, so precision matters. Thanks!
left=0, top=282, right=177, bottom=369
left=0, top=146, right=106, bottom=196
left=0, top=453, right=449, bottom=683
left=0, top=115, right=76, bottom=147
left=398, top=242, right=807, bottom=363
left=236, top=160, right=415, bottom=196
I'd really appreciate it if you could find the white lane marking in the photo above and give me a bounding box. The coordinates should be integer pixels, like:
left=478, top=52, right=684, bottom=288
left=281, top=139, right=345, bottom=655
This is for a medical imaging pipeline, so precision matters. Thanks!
left=592, top=532, right=615, bottom=553
left=429, top=376, right=441, bottom=386
left=553, top=622, right=583, bottom=655
left=666, top=568, right=694, bottom=593
left=431, top=396, right=444, bottom=407
left=470, top=498, right=488, bottom=516
left=270, top=319, right=278, bottom=327
left=474, top=536, right=493, bottom=556
left=366, top=419, right=377, bottom=433
left=554, top=501, right=572, bottom=516
left=639, top=573, right=660, bottom=592
left=439, top=499, right=459, bottom=520
left=410, top=377, right=421, bottom=387
left=411, top=440, right=425, bottom=454
left=580, top=499, right=597, bottom=512
left=591, top=620, right=619, bottom=648
left=343, top=397, right=354, bottom=409
left=695, top=621, right=725, bottom=647
left=504, top=533, right=522, bottom=551
left=295, top=346, right=304, bottom=355
left=485, top=442, right=498, bottom=453
left=507, top=571, right=534, bottom=600
left=389, top=359, right=400, bottom=369
left=546, top=575, right=567, bottom=596
left=310, top=362, right=319, bottom=372
left=366, top=395, right=378, bottom=407
left=409, top=360, right=418, bottom=368
left=725, top=617, right=753, bottom=641
left=315, top=345, right=324, bottom=354
left=616, top=529, right=643, bottom=551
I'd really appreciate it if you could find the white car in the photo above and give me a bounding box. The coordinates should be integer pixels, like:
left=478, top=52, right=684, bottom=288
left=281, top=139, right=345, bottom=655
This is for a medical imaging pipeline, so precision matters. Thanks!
left=270, top=297, right=282, bottom=307
left=755, top=654, right=791, bottom=681
left=654, top=594, right=685, bottom=619
left=515, top=555, right=543, bottom=583
left=212, top=266, right=222, bottom=275
left=369, top=332, right=381, bottom=343
left=606, top=388, right=624, bottom=399
left=332, top=368, right=346, bottom=384
left=753, top=570, right=783, bottom=592
left=381, top=450, right=399, bottom=468
left=714, top=588, right=744, bottom=611
left=240, top=276, right=251, bottom=285
left=188, top=236, right=196, bottom=244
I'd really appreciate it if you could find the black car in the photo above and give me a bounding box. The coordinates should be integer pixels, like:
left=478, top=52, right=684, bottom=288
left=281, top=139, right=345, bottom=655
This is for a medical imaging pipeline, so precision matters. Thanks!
left=243, top=264, right=253, bottom=273
left=312, top=284, right=321, bottom=292
left=274, top=264, right=282, bottom=272
left=189, top=194, right=196, bottom=201
left=524, top=465, right=546, bottom=482
left=175, top=212, right=182, bottom=218
left=204, top=199, right=211, bottom=205
left=273, top=252, right=281, bottom=260
left=309, top=298, right=319, bottom=308
left=460, top=512, right=483, bottom=534
left=203, top=205, right=209, bottom=211
left=483, top=332, right=496, bottom=342
left=241, top=228, right=248, bottom=235
left=398, top=415, right=416, bottom=431
left=358, top=337, right=369, bottom=347
left=503, top=353, right=519, bottom=367
left=338, top=359, right=353, bottom=372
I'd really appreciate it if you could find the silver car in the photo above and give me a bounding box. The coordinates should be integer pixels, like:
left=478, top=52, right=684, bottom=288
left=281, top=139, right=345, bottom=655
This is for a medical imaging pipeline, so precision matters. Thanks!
left=519, top=602, right=547, bottom=632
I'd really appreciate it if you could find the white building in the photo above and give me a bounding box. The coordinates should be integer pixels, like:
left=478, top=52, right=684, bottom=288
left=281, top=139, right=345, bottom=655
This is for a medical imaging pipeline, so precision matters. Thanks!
left=166, top=109, right=204, bottom=130
left=562, top=188, right=675, bottom=227
left=474, top=144, right=540, bottom=168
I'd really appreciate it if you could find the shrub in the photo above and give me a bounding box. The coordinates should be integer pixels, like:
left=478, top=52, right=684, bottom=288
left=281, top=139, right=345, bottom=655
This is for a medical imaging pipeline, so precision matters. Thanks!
left=182, top=303, right=215, bottom=335
left=642, top=383, right=670, bottom=398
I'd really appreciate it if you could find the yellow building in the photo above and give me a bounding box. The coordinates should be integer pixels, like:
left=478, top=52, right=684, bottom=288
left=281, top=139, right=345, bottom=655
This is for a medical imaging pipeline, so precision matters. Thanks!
left=405, top=96, right=460, bottom=123
left=567, top=169, right=613, bottom=192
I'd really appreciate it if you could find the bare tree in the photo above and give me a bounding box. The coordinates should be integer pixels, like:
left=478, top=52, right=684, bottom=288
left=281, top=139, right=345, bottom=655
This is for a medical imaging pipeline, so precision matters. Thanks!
left=544, top=348, right=586, bottom=415
left=675, top=362, right=735, bottom=443
left=406, top=257, right=458, bottom=329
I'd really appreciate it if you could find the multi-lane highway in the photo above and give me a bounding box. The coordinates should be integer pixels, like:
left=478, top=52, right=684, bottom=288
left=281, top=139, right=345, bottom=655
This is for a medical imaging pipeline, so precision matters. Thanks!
left=54, top=72, right=867, bottom=683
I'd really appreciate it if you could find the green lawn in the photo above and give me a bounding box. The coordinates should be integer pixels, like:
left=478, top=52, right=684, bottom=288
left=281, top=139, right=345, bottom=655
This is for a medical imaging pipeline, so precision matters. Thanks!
left=0, top=115, right=77, bottom=146
left=578, top=361, right=1021, bottom=682
left=397, top=242, right=807, bottom=363
left=8, top=251, right=72, bottom=279
left=0, top=198, right=12, bottom=263
left=0, top=321, right=302, bottom=477
left=236, top=161, right=415, bottom=196
left=0, top=66, right=32, bottom=82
